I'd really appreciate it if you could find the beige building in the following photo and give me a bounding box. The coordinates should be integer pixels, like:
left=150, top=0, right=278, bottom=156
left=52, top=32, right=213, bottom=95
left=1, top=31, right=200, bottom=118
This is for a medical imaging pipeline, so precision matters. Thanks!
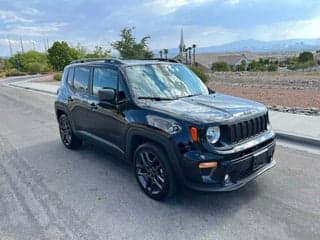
left=195, top=52, right=260, bottom=70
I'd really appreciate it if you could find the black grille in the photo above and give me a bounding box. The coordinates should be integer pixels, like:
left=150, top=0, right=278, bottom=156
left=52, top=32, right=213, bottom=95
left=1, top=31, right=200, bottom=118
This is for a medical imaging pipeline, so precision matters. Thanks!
left=220, top=114, right=269, bottom=145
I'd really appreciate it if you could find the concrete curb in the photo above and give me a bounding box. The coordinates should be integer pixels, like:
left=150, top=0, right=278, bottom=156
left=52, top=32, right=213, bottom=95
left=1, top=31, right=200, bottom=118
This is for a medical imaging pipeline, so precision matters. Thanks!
left=8, top=83, right=58, bottom=96
left=276, top=131, right=320, bottom=148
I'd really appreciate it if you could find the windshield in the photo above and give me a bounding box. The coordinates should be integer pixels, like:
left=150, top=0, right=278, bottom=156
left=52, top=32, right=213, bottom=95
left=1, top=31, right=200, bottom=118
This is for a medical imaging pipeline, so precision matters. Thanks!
left=125, top=63, right=209, bottom=99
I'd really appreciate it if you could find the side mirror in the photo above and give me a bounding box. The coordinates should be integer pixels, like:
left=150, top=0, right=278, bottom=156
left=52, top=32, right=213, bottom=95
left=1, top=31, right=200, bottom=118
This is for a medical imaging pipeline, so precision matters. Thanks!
left=98, top=89, right=115, bottom=102
left=208, top=87, right=215, bottom=94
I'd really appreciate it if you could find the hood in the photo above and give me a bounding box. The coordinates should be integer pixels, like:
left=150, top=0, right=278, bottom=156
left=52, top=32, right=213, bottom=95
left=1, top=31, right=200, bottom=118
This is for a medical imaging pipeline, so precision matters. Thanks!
left=139, top=93, right=267, bottom=124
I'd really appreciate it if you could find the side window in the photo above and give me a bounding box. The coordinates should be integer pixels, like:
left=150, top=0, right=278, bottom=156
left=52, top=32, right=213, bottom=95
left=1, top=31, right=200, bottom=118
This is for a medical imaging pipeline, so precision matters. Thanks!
left=92, top=67, right=118, bottom=96
left=67, top=67, right=74, bottom=86
left=74, top=67, right=90, bottom=93
left=61, top=68, right=68, bottom=83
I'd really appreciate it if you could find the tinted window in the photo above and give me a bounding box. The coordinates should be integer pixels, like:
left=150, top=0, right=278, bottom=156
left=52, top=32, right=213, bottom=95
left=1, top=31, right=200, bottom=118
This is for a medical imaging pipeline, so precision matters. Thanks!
left=61, top=69, right=68, bottom=83
left=74, top=67, right=90, bottom=93
left=92, top=67, right=118, bottom=96
left=67, top=67, right=74, bottom=86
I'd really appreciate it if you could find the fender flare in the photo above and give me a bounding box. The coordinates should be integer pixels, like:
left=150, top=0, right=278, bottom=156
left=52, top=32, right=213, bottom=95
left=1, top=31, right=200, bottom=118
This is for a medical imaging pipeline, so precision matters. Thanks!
left=125, top=126, right=185, bottom=183
left=54, top=102, right=77, bottom=132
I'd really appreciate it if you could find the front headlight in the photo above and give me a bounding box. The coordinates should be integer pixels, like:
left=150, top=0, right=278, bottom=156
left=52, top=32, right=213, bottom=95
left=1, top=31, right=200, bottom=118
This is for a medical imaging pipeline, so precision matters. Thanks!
left=206, top=126, right=220, bottom=144
left=146, top=115, right=182, bottom=135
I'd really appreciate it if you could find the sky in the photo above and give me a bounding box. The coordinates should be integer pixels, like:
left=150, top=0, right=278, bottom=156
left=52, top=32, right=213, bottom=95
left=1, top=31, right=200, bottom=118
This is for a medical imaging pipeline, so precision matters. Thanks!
left=1, top=0, right=320, bottom=56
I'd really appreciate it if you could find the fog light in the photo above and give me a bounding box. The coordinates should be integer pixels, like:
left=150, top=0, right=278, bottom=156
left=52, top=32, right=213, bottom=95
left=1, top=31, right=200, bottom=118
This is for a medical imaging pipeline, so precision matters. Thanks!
left=224, top=174, right=231, bottom=184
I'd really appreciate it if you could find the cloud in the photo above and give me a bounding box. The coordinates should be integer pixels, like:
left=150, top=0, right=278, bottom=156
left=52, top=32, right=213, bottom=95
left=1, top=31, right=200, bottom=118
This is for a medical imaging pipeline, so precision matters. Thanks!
left=0, top=10, right=32, bottom=23
left=0, top=22, right=67, bottom=37
left=148, top=0, right=214, bottom=15
left=22, top=7, right=42, bottom=16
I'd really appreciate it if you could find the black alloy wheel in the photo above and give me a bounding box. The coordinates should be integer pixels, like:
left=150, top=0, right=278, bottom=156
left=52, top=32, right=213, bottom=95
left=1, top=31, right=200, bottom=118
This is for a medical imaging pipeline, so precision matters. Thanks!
left=58, top=114, right=82, bottom=149
left=134, top=143, right=176, bottom=200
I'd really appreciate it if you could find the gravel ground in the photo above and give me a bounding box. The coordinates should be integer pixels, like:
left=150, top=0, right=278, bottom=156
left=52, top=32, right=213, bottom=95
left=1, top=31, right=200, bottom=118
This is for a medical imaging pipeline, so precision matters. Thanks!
left=208, top=71, right=320, bottom=114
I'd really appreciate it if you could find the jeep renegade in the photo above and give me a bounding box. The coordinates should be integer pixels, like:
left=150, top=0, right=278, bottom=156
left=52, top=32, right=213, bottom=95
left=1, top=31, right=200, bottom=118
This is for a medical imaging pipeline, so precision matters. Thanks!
left=54, top=58, right=276, bottom=200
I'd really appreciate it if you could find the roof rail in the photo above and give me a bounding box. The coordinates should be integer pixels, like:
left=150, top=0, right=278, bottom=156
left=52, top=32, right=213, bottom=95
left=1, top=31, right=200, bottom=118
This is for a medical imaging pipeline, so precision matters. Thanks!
left=104, top=58, right=124, bottom=64
left=71, top=58, right=105, bottom=64
left=70, top=58, right=124, bottom=64
left=146, top=58, right=180, bottom=63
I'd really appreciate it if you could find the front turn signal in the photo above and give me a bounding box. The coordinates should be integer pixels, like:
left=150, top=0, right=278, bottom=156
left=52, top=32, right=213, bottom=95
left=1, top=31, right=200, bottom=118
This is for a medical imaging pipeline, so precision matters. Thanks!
left=190, top=127, right=198, bottom=142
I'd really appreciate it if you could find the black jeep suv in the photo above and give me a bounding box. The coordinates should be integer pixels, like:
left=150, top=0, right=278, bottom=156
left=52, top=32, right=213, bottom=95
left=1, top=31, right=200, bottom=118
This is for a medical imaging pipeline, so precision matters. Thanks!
left=55, top=58, right=276, bottom=200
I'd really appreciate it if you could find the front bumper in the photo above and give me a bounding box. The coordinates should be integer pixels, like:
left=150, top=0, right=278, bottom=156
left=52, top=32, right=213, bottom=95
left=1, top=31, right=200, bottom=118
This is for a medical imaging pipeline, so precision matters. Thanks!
left=177, top=132, right=276, bottom=192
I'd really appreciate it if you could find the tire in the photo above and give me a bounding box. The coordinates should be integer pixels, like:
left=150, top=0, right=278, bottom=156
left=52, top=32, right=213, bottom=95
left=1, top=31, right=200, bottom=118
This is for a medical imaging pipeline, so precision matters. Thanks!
left=58, top=114, right=82, bottom=149
left=133, top=142, right=177, bottom=200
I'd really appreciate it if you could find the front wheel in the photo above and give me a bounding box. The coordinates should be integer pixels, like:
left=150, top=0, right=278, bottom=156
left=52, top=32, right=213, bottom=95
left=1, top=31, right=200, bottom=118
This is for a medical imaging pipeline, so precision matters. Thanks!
left=134, top=143, right=177, bottom=200
left=58, top=114, right=82, bottom=149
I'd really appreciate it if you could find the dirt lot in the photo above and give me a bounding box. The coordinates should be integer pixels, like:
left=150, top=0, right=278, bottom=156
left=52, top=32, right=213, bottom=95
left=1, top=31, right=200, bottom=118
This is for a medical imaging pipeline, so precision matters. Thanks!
left=208, top=72, right=320, bottom=112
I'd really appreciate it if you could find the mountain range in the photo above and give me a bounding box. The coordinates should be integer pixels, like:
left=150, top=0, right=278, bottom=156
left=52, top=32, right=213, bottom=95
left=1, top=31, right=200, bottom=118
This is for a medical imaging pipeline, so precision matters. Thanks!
left=161, top=38, right=320, bottom=57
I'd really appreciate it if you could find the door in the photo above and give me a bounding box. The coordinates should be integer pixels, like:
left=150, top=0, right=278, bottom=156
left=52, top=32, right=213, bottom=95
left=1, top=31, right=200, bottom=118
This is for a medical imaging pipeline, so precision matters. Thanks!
left=87, top=66, right=128, bottom=152
left=68, top=66, right=92, bottom=131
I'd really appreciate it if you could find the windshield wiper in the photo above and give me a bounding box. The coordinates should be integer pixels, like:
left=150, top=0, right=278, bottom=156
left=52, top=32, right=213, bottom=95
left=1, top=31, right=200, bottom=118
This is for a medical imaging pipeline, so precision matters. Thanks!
left=137, top=96, right=176, bottom=101
left=179, top=93, right=201, bottom=99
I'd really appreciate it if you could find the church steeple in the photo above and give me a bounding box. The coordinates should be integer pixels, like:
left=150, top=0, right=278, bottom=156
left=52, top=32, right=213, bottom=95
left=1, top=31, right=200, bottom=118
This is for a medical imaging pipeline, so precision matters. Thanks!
left=179, top=28, right=185, bottom=57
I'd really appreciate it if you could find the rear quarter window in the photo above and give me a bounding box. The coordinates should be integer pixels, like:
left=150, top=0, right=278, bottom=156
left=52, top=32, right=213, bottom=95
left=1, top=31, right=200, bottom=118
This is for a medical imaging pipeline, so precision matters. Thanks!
left=67, top=67, right=74, bottom=86
left=73, top=67, right=90, bottom=93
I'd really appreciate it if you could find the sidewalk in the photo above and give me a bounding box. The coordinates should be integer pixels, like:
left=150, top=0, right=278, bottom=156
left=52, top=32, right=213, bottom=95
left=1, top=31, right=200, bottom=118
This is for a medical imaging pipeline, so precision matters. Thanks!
left=269, top=111, right=320, bottom=146
left=3, top=76, right=320, bottom=146
left=9, top=81, right=59, bottom=95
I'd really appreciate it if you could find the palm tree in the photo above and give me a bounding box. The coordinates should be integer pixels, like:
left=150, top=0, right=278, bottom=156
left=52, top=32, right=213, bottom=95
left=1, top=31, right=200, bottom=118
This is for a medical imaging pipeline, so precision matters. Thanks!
left=192, top=44, right=196, bottom=65
left=184, top=49, right=188, bottom=65
left=163, top=49, right=168, bottom=60
left=188, top=47, right=192, bottom=65
left=159, top=50, right=163, bottom=59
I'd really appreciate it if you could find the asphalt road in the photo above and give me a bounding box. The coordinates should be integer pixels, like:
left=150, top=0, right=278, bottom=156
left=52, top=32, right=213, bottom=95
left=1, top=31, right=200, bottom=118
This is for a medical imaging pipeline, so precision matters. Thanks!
left=0, top=83, right=319, bottom=240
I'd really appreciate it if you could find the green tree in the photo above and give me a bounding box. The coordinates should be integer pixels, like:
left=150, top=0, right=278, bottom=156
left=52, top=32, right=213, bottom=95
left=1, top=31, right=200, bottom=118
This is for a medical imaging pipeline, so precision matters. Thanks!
left=298, top=51, right=314, bottom=63
left=211, top=61, right=230, bottom=72
left=111, top=27, right=153, bottom=59
left=48, top=41, right=79, bottom=71
left=85, top=45, right=111, bottom=58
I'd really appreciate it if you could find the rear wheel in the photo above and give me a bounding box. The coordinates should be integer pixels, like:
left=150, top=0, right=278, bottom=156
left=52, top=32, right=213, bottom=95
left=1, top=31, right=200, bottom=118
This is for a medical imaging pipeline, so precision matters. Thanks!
left=58, top=114, right=82, bottom=149
left=134, top=143, right=177, bottom=200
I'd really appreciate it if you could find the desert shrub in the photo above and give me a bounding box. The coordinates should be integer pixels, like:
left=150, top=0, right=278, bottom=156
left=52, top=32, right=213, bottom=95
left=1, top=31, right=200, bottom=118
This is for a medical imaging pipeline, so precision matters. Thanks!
left=211, top=61, right=230, bottom=72
left=288, top=61, right=316, bottom=70
left=298, top=51, right=314, bottom=63
left=190, top=66, right=209, bottom=84
left=235, top=63, right=246, bottom=71
left=267, top=64, right=278, bottom=72
left=5, top=68, right=27, bottom=77
left=248, top=60, right=266, bottom=72
left=53, top=72, right=63, bottom=81
left=25, top=62, right=47, bottom=73
left=0, top=71, right=6, bottom=78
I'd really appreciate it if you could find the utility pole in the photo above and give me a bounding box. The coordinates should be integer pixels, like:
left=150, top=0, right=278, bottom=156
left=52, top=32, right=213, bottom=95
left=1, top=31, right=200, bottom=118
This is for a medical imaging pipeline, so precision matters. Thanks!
left=46, top=38, right=50, bottom=50
left=32, top=41, right=36, bottom=51
left=7, top=38, right=13, bottom=57
left=20, top=37, right=24, bottom=53
left=43, top=38, right=47, bottom=52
